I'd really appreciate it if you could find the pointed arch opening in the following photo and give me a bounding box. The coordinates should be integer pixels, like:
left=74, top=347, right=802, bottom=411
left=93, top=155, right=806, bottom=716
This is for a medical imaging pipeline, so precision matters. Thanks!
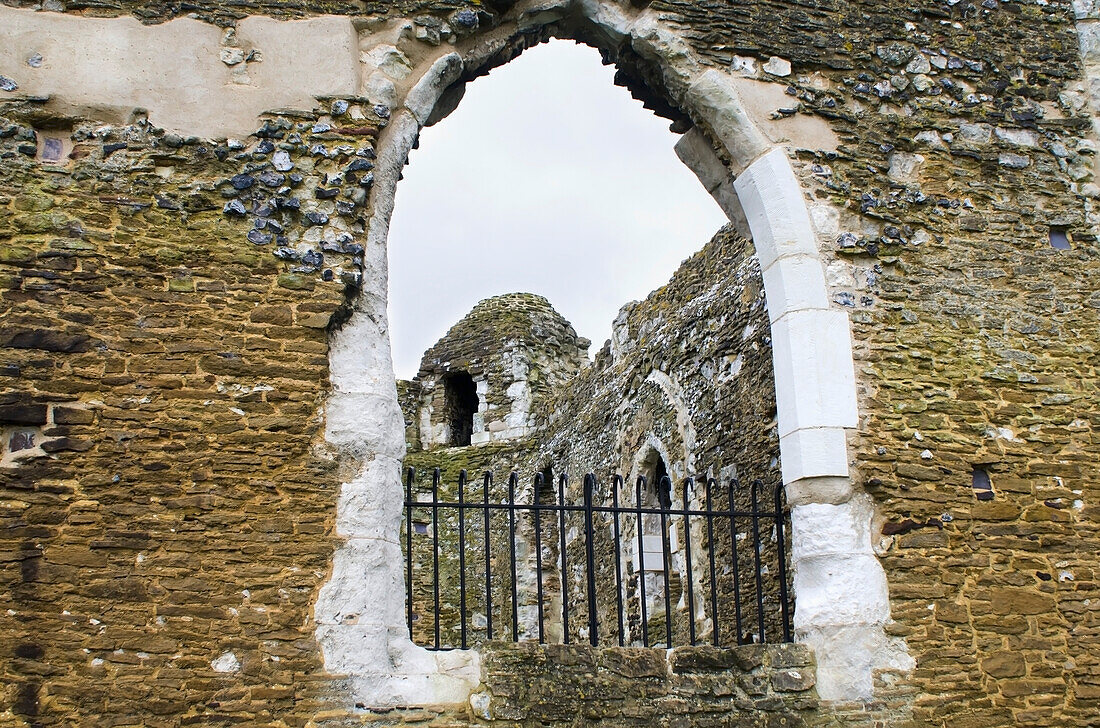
left=320, top=0, right=907, bottom=707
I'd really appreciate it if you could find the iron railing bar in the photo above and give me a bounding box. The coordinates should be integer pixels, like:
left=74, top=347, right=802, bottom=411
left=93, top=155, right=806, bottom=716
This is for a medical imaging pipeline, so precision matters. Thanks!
left=458, top=469, right=468, bottom=650
left=750, top=479, right=766, bottom=644
left=682, top=477, right=696, bottom=646
left=483, top=471, right=493, bottom=641
left=728, top=477, right=744, bottom=645
left=431, top=468, right=441, bottom=650
left=635, top=475, right=648, bottom=648
left=774, top=481, right=792, bottom=643
left=705, top=478, right=720, bottom=647
left=583, top=474, right=598, bottom=646
left=659, top=476, right=673, bottom=647
left=508, top=472, right=519, bottom=642
left=533, top=473, right=546, bottom=644
left=611, top=475, right=625, bottom=647
left=558, top=473, right=570, bottom=644
left=405, top=467, right=415, bottom=641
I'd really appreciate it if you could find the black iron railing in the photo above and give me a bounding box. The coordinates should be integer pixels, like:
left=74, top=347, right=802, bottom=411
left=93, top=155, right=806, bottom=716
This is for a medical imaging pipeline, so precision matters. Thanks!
left=403, top=468, right=792, bottom=650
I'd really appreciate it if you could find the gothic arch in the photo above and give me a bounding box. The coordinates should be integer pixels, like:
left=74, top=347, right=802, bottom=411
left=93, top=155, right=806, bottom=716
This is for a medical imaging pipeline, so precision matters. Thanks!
left=320, top=0, right=911, bottom=706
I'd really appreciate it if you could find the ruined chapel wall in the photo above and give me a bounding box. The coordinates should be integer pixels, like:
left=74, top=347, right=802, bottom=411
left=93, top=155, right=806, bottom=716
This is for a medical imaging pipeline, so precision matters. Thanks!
left=0, top=0, right=1097, bottom=725
left=414, top=292, right=589, bottom=448
left=0, top=102, right=379, bottom=725
left=516, top=228, right=788, bottom=650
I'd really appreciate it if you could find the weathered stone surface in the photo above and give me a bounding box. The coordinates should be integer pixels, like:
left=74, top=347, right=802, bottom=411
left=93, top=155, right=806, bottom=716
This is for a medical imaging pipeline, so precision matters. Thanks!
left=1, top=0, right=1098, bottom=725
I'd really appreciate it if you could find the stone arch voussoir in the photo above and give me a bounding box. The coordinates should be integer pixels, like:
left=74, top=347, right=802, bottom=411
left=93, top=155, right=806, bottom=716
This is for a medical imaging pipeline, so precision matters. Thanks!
left=320, top=0, right=911, bottom=707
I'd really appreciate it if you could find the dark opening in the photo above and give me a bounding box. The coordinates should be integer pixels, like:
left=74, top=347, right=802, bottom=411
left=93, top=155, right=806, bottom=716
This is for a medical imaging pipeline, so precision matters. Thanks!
left=971, top=467, right=994, bottom=501
left=1049, top=226, right=1071, bottom=250
left=539, top=464, right=555, bottom=502
left=443, top=371, right=478, bottom=446
left=641, top=449, right=672, bottom=509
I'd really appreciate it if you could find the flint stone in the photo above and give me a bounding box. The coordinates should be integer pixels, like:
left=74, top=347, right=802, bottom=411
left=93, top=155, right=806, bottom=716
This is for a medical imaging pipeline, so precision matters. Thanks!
left=259, top=172, right=284, bottom=187
left=272, top=151, right=293, bottom=171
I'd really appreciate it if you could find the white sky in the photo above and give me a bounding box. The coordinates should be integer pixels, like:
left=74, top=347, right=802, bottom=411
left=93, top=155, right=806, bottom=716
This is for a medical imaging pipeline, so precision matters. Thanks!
left=387, top=39, right=728, bottom=379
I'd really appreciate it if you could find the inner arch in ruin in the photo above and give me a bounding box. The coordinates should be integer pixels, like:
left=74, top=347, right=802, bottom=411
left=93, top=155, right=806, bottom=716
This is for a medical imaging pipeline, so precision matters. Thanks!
left=319, top=0, right=913, bottom=707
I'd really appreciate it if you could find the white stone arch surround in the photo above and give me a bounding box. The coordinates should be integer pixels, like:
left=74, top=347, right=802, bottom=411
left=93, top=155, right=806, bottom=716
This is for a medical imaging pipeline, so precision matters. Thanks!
left=320, top=0, right=913, bottom=707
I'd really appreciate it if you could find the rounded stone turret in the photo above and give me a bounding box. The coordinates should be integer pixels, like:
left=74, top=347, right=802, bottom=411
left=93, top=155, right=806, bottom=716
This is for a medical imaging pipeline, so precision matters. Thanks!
left=413, top=293, right=590, bottom=448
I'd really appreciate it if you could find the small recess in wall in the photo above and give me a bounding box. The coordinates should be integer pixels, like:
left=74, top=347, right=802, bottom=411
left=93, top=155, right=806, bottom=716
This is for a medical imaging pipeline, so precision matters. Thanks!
left=1048, top=226, right=1071, bottom=250
left=971, top=467, right=994, bottom=501
left=35, top=128, right=72, bottom=165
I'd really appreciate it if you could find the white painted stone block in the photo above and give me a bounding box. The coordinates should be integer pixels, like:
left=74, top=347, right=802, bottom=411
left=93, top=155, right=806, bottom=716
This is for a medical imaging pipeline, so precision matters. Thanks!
left=314, top=539, right=406, bottom=625
left=799, top=624, right=912, bottom=701
left=734, top=149, right=820, bottom=270
left=334, top=455, right=404, bottom=538
left=316, top=622, right=392, bottom=672
left=404, top=53, right=463, bottom=125
left=792, top=551, right=890, bottom=653
left=790, top=498, right=875, bottom=560
left=779, top=427, right=850, bottom=481
left=760, top=254, right=830, bottom=324
left=325, top=392, right=405, bottom=459
left=770, top=309, right=858, bottom=438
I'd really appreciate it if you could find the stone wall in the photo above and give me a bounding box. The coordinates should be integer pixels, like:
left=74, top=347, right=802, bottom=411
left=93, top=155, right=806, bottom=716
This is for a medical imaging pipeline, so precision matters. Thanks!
left=0, top=0, right=1098, bottom=725
left=475, top=642, right=818, bottom=726
left=412, top=293, right=589, bottom=447
left=0, top=101, right=361, bottom=725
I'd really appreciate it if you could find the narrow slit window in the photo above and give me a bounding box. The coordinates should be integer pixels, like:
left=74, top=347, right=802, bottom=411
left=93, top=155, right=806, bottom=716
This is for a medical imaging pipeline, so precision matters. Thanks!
left=442, top=371, right=478, bottom=446
left=971, top=467, right=994, bottom=501
left=1049, top=226, right=1071, bottom=250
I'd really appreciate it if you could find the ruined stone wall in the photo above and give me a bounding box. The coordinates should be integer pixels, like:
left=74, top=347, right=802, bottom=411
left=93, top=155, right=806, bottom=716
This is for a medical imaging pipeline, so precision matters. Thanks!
left=397, top=228, right=786, bottom=654
left=513, top=227, right=789, bottom=649
left=0, top=0, right=1098, bottom=726
left=413, top=293, right=589, bottom=447
left=0, top=101, right=371, bottom=725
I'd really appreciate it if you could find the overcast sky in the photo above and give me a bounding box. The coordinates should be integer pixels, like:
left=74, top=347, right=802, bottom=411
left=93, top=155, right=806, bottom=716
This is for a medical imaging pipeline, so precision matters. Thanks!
left=387, top=39, right=728, bottom=379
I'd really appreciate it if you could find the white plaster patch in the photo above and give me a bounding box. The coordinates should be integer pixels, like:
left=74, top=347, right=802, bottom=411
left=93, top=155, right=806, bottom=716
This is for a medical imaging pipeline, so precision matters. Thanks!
left=790, top=496, right=913, bottom=699
left=0, top=6, right=358, bottom=137
left=211, top=651, right=240, bottom=673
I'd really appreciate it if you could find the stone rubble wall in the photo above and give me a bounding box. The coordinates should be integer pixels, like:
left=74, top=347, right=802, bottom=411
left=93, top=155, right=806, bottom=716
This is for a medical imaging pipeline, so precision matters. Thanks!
left=412, top=293, right=589, bottom=448
left=0, top=0, right=1097, bottom=726
left=0, top=101, right=366, bottom=725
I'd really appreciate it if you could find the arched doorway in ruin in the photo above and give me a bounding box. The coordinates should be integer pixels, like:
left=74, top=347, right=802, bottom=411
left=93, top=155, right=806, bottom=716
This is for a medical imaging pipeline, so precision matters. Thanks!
left=320, top=0, right=911, bottom=707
